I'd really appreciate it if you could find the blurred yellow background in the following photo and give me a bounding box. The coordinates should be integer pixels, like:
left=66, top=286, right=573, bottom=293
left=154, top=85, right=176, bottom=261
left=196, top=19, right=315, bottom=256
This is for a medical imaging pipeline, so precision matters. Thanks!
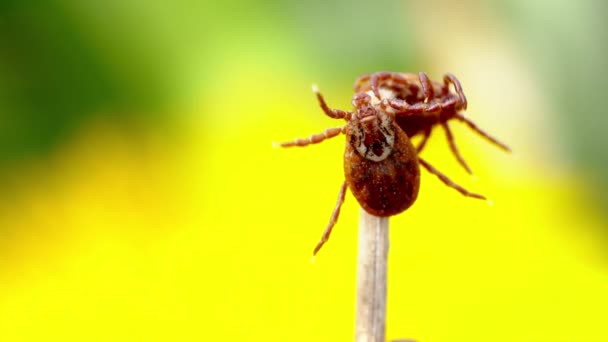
left=1, top=1, right=607, bottom=341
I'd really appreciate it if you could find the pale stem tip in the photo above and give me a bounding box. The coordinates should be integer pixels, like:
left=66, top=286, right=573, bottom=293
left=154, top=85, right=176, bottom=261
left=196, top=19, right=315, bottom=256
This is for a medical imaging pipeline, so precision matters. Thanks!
left=272, top=141, right=281, bottom=149
left=470, top=174, right=479, bottom=182
left=310, top=256, right=316, bottom=264
left=487, top=199, right=495, bottom=207
left=311, top=84, right=319, bottom=93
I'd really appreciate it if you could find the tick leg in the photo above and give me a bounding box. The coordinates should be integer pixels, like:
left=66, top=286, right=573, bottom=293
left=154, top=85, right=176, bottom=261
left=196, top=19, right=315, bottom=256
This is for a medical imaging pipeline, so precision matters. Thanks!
left=353, top=73, right=371, bottom=92
left=456, top=114, right=511, bottom=152
left=370, top=72, right=410, bottom=100
left=443, top=73, right=467, bottom=110
left=418, top=72, right=435, bottom=102
left=313, top=85, right=350, bottom=120
left=388, top=72, right=450, bottom=114
left=442, top=121, right=473, bottom=174
left=387, top=95, right=443, bottom=114
left=416, top=72, right=442, bottom=112
left=313, top=182, right=348, bottom=256
left=416, top=128, right=432, bottom=153
left=279, top=126, right=346, bottom=148
left=418, top=158, right=486, bottom=200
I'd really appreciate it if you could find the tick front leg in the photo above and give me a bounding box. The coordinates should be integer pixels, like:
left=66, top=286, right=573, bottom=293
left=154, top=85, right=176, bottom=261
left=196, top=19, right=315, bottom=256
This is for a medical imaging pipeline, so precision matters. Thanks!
left=418, top=158, right=486, bottom=200
left=370, top=72, right=410, bottom=100
left=313, top=85, right=350, bottom=120
left=387, top=97, right=440, bottom=115
left=279, top=126, right=346, bottom=148
left=443, top=73, right=467, bottom=110
left=353, top=74, right=371, bottom=93
left=456, top=114, right=511, bottom=152
left=442, top=122, right=473, bottom=175
left=418, top=72, right=435, bottom=102
left=416, top=72, right=443, bottom=112
left=313, top=182, right=348, bottom=256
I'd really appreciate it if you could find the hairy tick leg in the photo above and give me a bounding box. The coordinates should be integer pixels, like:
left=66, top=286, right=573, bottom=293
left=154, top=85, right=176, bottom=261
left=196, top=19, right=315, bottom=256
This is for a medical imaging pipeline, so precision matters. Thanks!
left=370, top=72, right=385, bottom=100
left=444, top=73, right=467, bottom=110
left=418, top=157, right=486, bottom=200
left=312, top=85, right=350, bottom=120
left=370, top=72, right=412, bottom=100
left=418, top=72, right=435, bottom=102
left=353, top=74, right=371, bottom=92
left=442, top=121, right=473, bottom=175
left=279, top=126, right=345, bottom=148
left=456, top=114, right=511, bottom=152
left=313, top=182, right=348, bottom=256
left=389, top=96, right=443, bottom=115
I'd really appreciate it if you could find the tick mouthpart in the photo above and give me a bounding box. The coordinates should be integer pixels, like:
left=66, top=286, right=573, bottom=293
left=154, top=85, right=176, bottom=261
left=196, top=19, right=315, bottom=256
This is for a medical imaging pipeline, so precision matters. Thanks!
left=352, top=92, right=372, bottom=107
left=360, top=116, right=376, bottom=123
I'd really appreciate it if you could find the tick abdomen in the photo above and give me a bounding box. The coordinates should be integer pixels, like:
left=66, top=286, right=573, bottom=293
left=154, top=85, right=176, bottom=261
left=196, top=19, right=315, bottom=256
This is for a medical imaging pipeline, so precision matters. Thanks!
left=344, top=124, right=420, bottom=217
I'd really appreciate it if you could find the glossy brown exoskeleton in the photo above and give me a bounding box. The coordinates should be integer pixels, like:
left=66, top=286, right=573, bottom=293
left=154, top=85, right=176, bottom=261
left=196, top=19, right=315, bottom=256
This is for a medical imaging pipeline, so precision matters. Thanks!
left=354, top=72, right=511, bottom=175
left=279, top=85, right=481, bottom=255
left=344, top=92, right=420, bottom=217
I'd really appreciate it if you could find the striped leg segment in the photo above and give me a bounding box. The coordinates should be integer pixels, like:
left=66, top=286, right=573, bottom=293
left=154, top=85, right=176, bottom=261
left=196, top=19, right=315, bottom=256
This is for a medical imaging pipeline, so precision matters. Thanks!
left=313, top=182, right=348, bottom=256
left=418, top=157, right=486, bottom=200
left=279, top=126, right=345, bottom=148
left=442, top=122, right=473, bottom=175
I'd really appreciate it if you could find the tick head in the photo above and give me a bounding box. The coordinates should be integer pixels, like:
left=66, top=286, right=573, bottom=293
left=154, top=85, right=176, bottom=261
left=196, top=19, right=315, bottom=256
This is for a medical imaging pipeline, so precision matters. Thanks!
left=352, top=91, right=372, bottom=108
left=351, top=92, right=379, bottom=124
left=350, top=92, right=395, bottom=162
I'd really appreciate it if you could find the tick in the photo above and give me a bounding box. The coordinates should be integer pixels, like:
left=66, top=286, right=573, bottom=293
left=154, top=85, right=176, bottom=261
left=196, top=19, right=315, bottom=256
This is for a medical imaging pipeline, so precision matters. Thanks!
left=354, top=71, right=510, bottom=176
left=279, top=85, right=485, bottom=255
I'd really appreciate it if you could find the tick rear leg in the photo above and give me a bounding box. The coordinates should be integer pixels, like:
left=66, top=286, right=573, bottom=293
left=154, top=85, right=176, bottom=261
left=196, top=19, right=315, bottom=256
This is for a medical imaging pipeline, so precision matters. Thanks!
left=313, top=182, right=348, bottom=256
left=442, top=121, right=473, bottom=175
left=418, top=158, right=486, bottom=200
left=313, top=85, right=350, bottom=120
left=279, top=126, right=346, bottom=148
left=456, top=114, right=511, bottom=152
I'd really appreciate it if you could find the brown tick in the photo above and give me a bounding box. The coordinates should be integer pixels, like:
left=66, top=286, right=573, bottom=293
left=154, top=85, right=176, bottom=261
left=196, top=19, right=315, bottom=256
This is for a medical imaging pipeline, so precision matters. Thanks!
left=279, top=82, right=490, bottom=255
left=354, top=71, right=511, bottom=176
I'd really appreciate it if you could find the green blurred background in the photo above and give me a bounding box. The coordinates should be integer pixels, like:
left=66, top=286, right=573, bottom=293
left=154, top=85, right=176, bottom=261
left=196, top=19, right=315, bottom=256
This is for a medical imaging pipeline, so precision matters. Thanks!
left=1, top=1, right=607, bottom=341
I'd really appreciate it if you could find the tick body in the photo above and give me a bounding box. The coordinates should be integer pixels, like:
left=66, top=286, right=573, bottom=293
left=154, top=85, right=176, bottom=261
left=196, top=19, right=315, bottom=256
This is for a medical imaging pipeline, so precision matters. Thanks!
left=279, top=84, right=480, bottom=255
left=344, top=105, right=420, bottom=216
left=354, top=71, right=510, bottom=174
